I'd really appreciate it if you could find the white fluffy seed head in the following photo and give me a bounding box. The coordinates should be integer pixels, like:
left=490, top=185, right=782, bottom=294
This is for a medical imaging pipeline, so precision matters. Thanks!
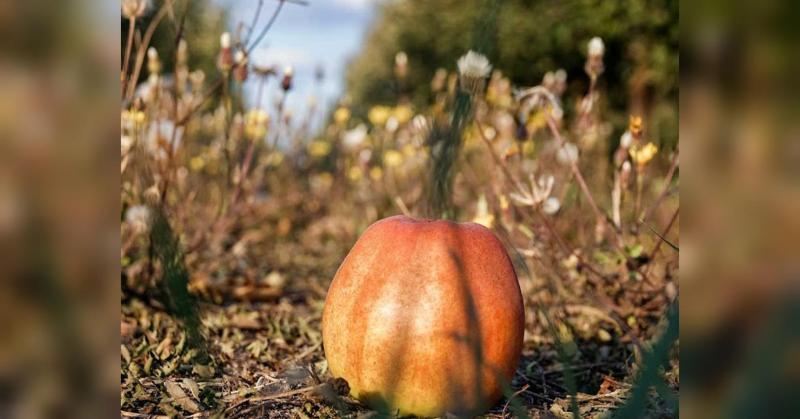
left=457, top=50, right=492, bottom=80
left=588, top=36, right=605, bottom=57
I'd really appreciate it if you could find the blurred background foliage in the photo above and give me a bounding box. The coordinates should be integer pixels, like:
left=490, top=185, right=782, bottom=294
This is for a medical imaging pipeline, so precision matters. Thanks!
left=345, top=0, right=678, bottom=149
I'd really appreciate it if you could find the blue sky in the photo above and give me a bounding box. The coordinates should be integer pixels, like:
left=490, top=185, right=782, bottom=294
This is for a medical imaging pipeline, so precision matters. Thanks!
left=218, top=0, right=379, bottom=122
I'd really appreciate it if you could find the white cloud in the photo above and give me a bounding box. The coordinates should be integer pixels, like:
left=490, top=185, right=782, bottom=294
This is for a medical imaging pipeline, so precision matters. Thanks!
left=331, top=0, right=380, bottom=11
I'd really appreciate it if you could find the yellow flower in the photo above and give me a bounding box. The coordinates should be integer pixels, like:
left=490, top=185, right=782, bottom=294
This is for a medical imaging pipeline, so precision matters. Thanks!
left=369, top=166, right=383, bottom=181
left=347, top=166, right=363, bottom=182
left=189, top=156, right=205, bottom=171
left=244, top=108, right=270, bottom=141
left=392, top=105, right=413, bottom=124
left=334, top=107, right=351, bottom=125
left=308, top=140, right=332, bottom=157
left=402, top=144, right=416, bottom=157
left=629, top=115, right=643, bottom=136
left=368, top=106, right=391, bottom=127
left=527, top=110, right=547, bottom=131
left=629, top=142, right=658, bottom=166
left=499, top=195, right=509, bottom=210
left=121, top=109, right=146, bottom=129
left=522, top=140, right=535, bottom=157
left=260, top=151, right=284, bottom=167
left=383, top=150, right=403, bottom=168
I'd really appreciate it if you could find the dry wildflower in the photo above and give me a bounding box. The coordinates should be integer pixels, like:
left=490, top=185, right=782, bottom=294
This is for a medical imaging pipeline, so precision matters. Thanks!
left=510, top=174, right=557, bottom=212
left=393, top=105, right=413, bottom=124
left=244, top=108, right=269, bottom=141
left=542, top=196, right=561, bottom=215
left=383, top=150, right=403, bottom=168
left=368, top=106, right=391, bottom=127
left=369, top=166, right=383, bottom=181
left=585, top=36, right=605, bottom=78
left=620, top=131, right=633, bottom=149
left=121, top=135, right=134, bottom=155
left=281, top=66, right=294, bottom=91
left=308, top=140, right=332, bottom=157
left=234, top=51, right=249, bottom=83
left=218, top=32, right=233, bottom=71
left=629, top=115, right=643, bottom=136
left=556, top=142, right=579, bottom=166
left=394, top=51, right=408, bottom=79
left=456, top=50, right=492, bottom=95
left=121, top=0, right=150, bottom=19
left=342, top=124, right=368, bottom=150
left=472, top=194, right=494, bottom=228
left=333, top=107, right=350, bottom=125
left=147, top=47, right=160, bottom=75
left=125, top=205, right=151, bottom=234
left=431, top=68, right=448, bottom=92
left=385, top=116, right=399, bottom=133
left=588, top=37, right=605, bottom=57
left=220, top=32, right=231, bottom=49
left=347, top=166, right=363, bottom=182
left=629, top=142, right=658, bottom=167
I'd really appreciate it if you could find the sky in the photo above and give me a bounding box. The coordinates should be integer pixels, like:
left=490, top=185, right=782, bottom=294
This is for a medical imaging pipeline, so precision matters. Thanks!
left=218, top=0, right=379, bottom=123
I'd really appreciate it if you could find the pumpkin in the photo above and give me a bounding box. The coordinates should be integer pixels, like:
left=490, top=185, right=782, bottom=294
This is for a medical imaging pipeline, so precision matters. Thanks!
left=322, top=215, right=525, bottom=417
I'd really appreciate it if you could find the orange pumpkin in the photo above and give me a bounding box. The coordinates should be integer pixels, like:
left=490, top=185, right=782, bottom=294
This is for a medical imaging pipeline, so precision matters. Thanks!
left=322, top=215, right=525, bottom=417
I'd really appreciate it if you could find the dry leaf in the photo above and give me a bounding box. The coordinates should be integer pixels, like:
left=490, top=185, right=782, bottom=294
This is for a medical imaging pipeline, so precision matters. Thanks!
left=165, top=381, right=201, bottom=413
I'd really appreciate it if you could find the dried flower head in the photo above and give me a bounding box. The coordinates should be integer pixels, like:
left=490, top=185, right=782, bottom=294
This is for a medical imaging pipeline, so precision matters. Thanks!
left=394, top=51, right=408, bottom=78
left=629, top=115, right=643, bottom=136
left=220, top=32, right=231, bottom=50
left=281, top=66, right=294, bottom=91
left=342, top=124, right=368, bottom=150
left=244, top=108, right=269, bottom=141
left=556, top=142, right=579, bottom=166
left=333, top=107, right=350, bottom=125
left=368, top=106, right=391, bottom=127
left=588, top=37, right=605, bottom=57
left=629, top=142, right=659, bottom=167
left=542, top=197, right=561, bottom=215
left=121, top=0, right=150, bottom=19
left=472, top=194, right=495, bottom=228
left=125, top=205, right=151, bottom=234
left=457, top=50, right=492, bottom=95
left=620, top=131, right=633, bottom=149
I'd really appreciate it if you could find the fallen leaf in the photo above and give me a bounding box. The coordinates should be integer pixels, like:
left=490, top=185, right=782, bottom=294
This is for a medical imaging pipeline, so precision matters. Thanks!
left=165, top=381, right=201, bottom=413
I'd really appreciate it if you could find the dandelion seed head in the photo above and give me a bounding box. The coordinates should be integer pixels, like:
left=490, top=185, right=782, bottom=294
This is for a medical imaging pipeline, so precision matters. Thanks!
left=457, top=50, right=492, bottom=79
left=147, top=47, right=158, bottom=60
left=457, top=50, right=492, bottom=95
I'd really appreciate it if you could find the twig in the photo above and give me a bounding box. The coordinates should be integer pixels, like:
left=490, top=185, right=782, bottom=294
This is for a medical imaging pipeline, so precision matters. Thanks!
left=640, top=151, right=679, bottom=223
left=647, top=206, right=679, bottom=254
left=394, top=196, right=412, bottom=217
left=247, top=0, right=287, bottom=54
left=225, top=383, right=325, bottom=414
left=125, top=3, right=170, bottom=100
left=501, top=384, right=530, bottom=417
left=122, top=16, right=137, bottom=95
